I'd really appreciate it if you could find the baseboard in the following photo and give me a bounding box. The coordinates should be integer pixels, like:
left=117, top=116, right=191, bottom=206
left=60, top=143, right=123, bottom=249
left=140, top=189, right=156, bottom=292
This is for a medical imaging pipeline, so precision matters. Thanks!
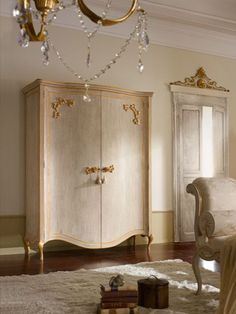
left=0, top=211, right=174, bottom=254
left=0, top=247, right=25, bottom=255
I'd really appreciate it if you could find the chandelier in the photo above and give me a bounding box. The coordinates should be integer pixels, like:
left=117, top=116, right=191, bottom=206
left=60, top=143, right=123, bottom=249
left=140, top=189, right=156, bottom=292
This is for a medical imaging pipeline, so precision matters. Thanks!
left=13, top=0, right=149, bottom=101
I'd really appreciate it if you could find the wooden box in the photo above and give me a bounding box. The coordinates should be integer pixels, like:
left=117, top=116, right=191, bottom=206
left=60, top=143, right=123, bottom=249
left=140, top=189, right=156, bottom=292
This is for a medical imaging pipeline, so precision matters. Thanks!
left=137, top=276, right=169, bottom=309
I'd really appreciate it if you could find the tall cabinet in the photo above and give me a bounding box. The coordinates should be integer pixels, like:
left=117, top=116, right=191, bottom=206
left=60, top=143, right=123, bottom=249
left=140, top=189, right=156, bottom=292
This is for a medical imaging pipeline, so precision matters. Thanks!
left=23, top=80, right=153, bottom=259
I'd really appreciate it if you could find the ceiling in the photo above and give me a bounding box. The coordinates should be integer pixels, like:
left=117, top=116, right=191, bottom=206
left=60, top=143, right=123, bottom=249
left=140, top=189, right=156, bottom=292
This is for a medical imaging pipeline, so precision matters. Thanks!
left=1, top=0, right=236, bottom=58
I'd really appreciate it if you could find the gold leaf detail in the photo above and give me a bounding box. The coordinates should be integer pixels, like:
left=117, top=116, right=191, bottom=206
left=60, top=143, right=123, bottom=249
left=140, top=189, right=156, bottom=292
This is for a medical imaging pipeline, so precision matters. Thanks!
left=123, top=104, right=141, bottom=125
left=170, top=67, right=229, bottom=92
left=51, top=97, right=75, bottom=119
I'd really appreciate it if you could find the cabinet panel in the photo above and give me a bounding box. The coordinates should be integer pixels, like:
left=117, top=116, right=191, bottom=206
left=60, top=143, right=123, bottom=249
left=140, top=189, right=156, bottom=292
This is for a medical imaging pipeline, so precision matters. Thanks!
left=213, top=108, right=226, bottom=175
left=25, top=90, right=40, bottom=243
left=101, top=94, right=149, bottom=245
left=45, top=90, right=101, bottom=247
left=181, top=107, right=201, bottom=172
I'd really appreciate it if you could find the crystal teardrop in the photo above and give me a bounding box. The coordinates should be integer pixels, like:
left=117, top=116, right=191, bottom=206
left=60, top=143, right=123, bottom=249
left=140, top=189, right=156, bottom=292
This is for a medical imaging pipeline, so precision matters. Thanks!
left=41, top=41, right=49, bottom=53
left=83, top=94, right=91, bottom=102
left=43, top=55, right=49, bottom=66
left=13, top=5, right=21, bottom=17
left=17, top=29, right=29, bottom=48
left=86, top=52, right=91, bottom=68
left=141, top=32, right=149, bottom=50
left=137, top=61, right=144, bottom=73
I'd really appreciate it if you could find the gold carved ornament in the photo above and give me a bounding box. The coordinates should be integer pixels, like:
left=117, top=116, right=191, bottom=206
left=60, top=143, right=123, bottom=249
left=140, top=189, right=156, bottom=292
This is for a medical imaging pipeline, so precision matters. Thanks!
left=123, top=104, right=141, bottom=125
left=170, top=67, right=229, bottom=92
left=51, top=97, right=75, bottom=119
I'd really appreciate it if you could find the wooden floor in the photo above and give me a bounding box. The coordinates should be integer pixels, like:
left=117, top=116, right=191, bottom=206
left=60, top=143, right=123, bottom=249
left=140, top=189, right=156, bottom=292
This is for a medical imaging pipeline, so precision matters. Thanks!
left=0, top=242, right=219, bottom=276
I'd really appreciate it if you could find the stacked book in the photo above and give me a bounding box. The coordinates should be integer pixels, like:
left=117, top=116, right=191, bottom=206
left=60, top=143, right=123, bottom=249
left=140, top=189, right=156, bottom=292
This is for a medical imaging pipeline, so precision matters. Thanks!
left=98, top=286, right=138, bottom=313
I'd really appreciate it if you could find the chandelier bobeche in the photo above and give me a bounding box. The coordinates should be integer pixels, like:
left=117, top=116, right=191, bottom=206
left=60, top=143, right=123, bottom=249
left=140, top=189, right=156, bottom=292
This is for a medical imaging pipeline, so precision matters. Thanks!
left=13, top=0, right=149, bottom=101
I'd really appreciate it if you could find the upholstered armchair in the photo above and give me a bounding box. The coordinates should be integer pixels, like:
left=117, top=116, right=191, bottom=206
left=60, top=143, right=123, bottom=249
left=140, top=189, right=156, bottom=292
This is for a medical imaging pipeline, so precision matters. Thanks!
left=186, top=177, right=236, bottom=294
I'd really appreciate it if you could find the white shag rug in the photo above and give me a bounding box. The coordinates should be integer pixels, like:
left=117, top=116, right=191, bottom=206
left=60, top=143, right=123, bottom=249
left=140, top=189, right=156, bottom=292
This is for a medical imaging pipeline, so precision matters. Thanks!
left=0, top=259, right=220, bottom=314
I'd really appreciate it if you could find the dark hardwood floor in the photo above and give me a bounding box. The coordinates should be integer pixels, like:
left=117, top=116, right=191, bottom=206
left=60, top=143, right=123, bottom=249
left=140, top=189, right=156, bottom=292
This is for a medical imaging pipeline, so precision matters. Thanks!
left=0, top=242, right=219, bottom=276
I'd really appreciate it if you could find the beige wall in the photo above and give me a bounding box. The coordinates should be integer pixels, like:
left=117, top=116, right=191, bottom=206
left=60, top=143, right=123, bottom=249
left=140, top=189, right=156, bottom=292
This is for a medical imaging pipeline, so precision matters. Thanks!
left=1, top=16, right=236, bottom=249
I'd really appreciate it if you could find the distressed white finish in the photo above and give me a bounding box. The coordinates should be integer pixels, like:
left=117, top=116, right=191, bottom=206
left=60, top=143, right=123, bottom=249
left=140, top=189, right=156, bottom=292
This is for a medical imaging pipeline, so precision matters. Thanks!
left=23, top=80, right=152, bottom=256
left=1, top=0, right=236, bottom=58
left=171, top=85, right=229, bottom=242
left=186, top=177, right=236, bottom=294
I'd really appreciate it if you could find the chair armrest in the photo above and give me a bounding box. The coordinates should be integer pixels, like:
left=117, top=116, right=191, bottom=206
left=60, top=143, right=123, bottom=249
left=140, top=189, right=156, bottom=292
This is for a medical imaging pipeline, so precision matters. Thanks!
left=199, top=210, right=236, bottom=237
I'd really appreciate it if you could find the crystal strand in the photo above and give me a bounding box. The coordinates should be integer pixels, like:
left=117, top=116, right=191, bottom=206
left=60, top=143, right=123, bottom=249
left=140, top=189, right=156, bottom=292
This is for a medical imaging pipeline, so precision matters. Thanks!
left=49, top=12, right=141, bottom=83
left=76, top=0, right=112, bottom=67
left=137, top=9, right=149, bottom=51
left=136, top=9, right=149, bottom=73
left=41, top=29, right=50, bottom=65
left=86, top=37, right=91, bottom=67
left=76, top=0, right=112, bottom=36
left=137, top=49, right=144, bottom=73
left=49, top=38, right=87, bottom=81
left=49, top=20, right=137, bottom=82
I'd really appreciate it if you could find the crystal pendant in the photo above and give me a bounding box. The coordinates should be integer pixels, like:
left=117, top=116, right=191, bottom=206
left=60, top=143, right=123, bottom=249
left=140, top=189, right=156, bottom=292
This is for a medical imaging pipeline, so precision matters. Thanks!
left=42, top=54, right=49, bottom=66
left=141, top=31, right=149, bottom=50
left=83, top=94, right=91, bottom=102
left=17, top=29, right=29, bottom=48
left=86, top=51, right=91, bottom=68
left=40, top=38, right=50, bottom=65
left=86, top=39, right=91, bottom=68
left=83, top=84, right=92, bottom=102
left=137, top=60, right=144, bottom=73
left=13, top=4, right=21, bottom=17
left=41, top=41, right=49, bottom=53
left=59, top=3, right=65, bottom=10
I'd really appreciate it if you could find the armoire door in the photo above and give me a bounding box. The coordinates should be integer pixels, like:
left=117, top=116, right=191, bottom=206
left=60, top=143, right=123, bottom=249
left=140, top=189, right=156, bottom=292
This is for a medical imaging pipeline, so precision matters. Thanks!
left=101, top=92, right=149, bottom=247
left=44, top=88, right=102, bottom=248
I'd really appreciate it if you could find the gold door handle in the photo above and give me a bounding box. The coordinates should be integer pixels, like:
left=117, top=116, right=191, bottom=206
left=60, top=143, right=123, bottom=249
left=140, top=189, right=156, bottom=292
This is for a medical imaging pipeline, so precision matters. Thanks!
left=85, top=166, right=100, bottom=175
left=85, top=165, right=115, bottom=175
left=101, top=165, right=115, bottom=173
left=85, top=165, right=115, bottom=185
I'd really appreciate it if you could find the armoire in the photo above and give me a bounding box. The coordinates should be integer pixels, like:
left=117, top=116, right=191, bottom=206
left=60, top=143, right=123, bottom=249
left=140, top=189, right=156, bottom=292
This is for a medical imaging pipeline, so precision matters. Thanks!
left=23, top=80, right=153, bottom=259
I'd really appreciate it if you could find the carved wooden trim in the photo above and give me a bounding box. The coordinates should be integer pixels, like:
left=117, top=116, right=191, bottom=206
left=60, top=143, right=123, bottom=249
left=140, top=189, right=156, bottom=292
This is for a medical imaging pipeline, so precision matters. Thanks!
left=170, top=67, right=229, bottom=92
left=51, top=97, right=75, bottom=118
left=123, top=104, right=141, bottom=125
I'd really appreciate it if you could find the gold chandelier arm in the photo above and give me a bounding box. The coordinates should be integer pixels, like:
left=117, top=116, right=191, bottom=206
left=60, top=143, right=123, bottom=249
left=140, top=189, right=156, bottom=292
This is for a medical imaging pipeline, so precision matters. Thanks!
left=77, top=0, right=138, bottom=26
left=18, top=0, right=47, bottom=41
left=23, top=14, right=46, bottom=41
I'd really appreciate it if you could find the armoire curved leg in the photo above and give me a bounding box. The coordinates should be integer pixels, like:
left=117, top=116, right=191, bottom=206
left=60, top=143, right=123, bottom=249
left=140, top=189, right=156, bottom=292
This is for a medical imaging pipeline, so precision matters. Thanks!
left=147, top=234, right=154, bottom=252
left=23, top=239, right=31, bottom=257
left=192, top=252, right=202, bottom=295
left=132, top=235, right=136, bottom=248
left=141, top=234, right=154, bottom=253
left=38, top=241, right=44, bottom=261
